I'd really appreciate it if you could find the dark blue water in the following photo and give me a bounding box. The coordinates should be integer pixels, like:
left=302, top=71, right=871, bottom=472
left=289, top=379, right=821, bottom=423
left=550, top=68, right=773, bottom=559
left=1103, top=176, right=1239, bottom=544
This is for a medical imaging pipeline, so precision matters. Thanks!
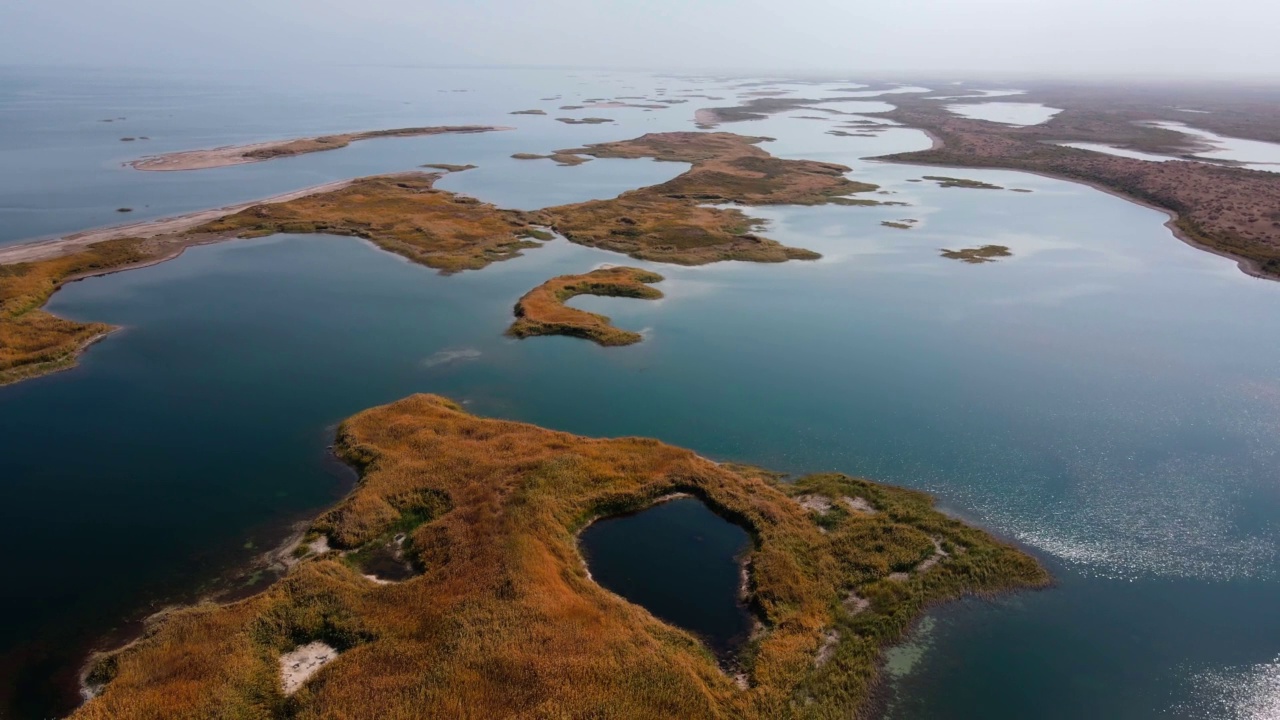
left=579, top=497, right=753, bottom=659
left=1, top=67, right=1278, bottom=719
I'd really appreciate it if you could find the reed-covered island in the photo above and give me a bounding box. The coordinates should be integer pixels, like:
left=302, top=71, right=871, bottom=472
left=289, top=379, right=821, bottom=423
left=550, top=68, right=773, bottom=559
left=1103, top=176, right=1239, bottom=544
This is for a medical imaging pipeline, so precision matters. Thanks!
left=74, top=394, right=1049, bottom=719
left=508, top=266, right=665, bottom=346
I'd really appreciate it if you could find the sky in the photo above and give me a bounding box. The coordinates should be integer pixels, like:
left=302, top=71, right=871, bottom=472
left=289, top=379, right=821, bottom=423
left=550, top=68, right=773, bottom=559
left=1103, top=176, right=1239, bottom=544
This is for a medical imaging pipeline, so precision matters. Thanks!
left=2, top=0, right=1277, bottom=79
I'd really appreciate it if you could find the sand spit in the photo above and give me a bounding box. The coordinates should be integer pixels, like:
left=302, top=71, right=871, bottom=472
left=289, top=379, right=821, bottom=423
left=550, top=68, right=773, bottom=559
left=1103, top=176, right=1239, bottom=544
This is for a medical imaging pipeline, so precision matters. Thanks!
left=0, top=177, right=376, bottom=266
left=279, top=642, right=338, bottom=695
left=129, top=125, right=512, bottom=172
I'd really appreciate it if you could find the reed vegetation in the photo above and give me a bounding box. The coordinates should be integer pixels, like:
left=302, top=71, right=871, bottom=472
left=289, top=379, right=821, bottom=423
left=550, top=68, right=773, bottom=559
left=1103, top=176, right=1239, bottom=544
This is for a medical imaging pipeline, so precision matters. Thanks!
left=508, top=266, right=664, bottom=346
left=193, top=174, right=553, bottom=274
left=544, top=132, right=884, bottom=265
left=0, top=238, right=150, bottom=384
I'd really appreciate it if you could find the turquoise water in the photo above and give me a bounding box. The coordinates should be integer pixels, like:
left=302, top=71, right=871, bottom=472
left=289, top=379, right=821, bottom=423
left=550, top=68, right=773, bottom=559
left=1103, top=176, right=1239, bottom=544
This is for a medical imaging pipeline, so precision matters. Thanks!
left=1, top=67, right=1278, bottom=719
left=579, top=497, right=753, bottom=658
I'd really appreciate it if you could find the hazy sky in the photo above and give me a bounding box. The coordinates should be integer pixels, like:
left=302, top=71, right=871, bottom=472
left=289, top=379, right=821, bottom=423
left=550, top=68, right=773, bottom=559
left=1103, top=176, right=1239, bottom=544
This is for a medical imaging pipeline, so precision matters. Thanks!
left=2, top=0, right=1276, bottom=78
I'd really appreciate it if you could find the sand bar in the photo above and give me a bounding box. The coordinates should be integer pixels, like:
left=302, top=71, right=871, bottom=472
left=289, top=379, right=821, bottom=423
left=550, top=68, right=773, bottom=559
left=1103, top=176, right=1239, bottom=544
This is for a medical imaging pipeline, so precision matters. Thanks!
left=129, top=125, right=512, bottom=172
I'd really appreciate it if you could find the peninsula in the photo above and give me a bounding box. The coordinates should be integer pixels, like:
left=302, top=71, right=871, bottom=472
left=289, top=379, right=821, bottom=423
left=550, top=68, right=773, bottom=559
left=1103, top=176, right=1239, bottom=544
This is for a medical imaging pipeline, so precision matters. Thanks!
left=0, top=172, right=551, bottom=386
left=128, top=125, right=511, bottom=171
left=508, top=266, right=664, bottom=346
left=691, top=84, right=1280, bottom=279
left=542, top=132, right=883, bottom=264
left=73, top=394, right=1049, bottom=719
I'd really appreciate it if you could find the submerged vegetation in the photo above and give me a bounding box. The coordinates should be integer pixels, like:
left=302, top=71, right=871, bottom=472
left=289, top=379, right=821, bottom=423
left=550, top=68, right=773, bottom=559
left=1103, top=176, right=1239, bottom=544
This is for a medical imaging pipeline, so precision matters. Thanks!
left=508, top=266, right=664, bottom=346
left=556, top=117, right=614, bottom=125
left=419, top=163, right=477, bottom=173
left=74, top=394, right=1048, bottom=719
left=511, top=152, right=591, bottom=166
left=921, top=175, right=1005, bottom=190
left=940, top=245, right=1013, bottom=263
left=543, top=132, right=884, bottom=265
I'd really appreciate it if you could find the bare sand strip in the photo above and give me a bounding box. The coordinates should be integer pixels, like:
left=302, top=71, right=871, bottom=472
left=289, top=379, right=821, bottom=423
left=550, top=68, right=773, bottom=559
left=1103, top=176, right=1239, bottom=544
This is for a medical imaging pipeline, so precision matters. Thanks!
left=279, top=642, right=339, bottom=695
left=0, top=177, right=373, bottom=265
left=129, top=125, right=512, bottom=172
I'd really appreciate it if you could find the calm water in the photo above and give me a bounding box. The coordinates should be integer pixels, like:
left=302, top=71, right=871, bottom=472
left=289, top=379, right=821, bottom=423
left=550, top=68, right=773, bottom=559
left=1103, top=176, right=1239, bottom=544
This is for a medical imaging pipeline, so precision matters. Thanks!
left=1147, top=121, right=1280, bottom=173
left=579, top=497, right=753, bottom=658
left=946, top=101, right=1062, bottom=125
left=1, top=66, right=1278, bottom=719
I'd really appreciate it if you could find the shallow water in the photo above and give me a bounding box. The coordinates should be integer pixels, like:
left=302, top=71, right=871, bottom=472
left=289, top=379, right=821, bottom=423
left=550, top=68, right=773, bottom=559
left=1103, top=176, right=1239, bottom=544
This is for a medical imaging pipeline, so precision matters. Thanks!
left=927, top=89, right=1026, bottom=100
left=579, top=497, right=752, bottom=658
left=1147, top=120, right=1280, bottom=172
left=1058, top=141, right=1177, bottom=162
left=946, top=101, right=1062, bottom=125
left=1, top=67, right=1278, bottom=719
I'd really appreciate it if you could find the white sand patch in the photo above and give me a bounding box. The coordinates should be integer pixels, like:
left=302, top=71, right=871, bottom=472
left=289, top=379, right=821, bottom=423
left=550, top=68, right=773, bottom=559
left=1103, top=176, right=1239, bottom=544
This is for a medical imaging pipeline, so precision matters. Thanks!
left=814, top=629, right=840, bottom=667
left=915, top=537, right=949, bottom=573
left=841, top=496, right=876, bottom=514
left=844, top=591, right=870, bottom=615
left=280, top=642, right=338, bottom=695
left=795, top=494, right=833, bottom=514
left=307, top=535, right=330, bottom=555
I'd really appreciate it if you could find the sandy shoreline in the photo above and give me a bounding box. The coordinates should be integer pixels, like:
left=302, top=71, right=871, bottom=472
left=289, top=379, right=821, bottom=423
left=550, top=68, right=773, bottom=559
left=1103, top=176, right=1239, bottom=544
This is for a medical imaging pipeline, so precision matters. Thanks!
left=129, top=125, right=513, bottom=172
left=0, top=174, right=414, bottom=266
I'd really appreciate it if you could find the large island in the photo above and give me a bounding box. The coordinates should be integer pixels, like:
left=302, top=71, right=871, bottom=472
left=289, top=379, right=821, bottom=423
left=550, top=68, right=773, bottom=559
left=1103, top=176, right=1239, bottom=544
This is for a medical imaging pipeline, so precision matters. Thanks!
left=74, top=394, right=1048, bottom=719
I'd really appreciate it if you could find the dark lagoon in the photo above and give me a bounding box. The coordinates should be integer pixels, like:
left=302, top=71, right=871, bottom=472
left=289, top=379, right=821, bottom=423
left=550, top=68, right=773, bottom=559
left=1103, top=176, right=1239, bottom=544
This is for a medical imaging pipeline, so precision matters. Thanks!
left=0, top=66, right=1277, bottom=718
left=579, top=496, right=754, bottom=659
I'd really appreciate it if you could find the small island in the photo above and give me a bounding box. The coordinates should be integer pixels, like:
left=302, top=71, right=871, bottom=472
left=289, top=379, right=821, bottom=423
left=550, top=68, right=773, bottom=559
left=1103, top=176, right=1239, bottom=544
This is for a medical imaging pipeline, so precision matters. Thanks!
left=511, top=152, right=590, bottom=166
left=509, top=109, right=547, bottom=115
left=507, top=266, right=664, bottom=346
left=555, top=117, right=614, bottom=125
left=72, top=394, right=1048, bottom=719
left=128, top=125, right=511, bottom=171
left=922, top=175, right=1005, bottom=190
left=940, top=244, right=1013, bottom=263
left=419, top=163, right=476, bottom=172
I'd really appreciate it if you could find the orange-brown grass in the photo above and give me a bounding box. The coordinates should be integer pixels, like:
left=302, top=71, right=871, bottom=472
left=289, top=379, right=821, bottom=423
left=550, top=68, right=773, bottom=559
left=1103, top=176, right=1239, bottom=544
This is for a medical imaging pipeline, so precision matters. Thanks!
left=75, top=394, right=1048, bottom=719
left=940, top=245, right=1013, bottom=264
left=544, top=132, right=883, bottom=265
left=0, top=238, right=152, bottom=385
left=0, top=174, right=560, bottom=384
left=508, top=266, right=664, bottom=346
left=511, top=152, right=591, bottom=166
left=193, top=174, right=553, bottom=274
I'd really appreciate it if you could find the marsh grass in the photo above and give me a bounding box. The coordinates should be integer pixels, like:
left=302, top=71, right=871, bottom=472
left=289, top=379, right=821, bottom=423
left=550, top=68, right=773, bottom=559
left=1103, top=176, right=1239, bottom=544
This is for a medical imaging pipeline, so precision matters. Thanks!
left=939, top=245, right=1013, bottom=263
left=545, top=132, right=881, bottom=265
left=507, top=267, right=664, bottom=346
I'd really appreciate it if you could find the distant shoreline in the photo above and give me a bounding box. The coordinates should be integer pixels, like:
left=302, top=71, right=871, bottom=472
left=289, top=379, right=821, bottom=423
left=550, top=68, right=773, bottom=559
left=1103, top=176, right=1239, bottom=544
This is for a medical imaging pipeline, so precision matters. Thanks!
left=876, top=129, right=1274, bottom=282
